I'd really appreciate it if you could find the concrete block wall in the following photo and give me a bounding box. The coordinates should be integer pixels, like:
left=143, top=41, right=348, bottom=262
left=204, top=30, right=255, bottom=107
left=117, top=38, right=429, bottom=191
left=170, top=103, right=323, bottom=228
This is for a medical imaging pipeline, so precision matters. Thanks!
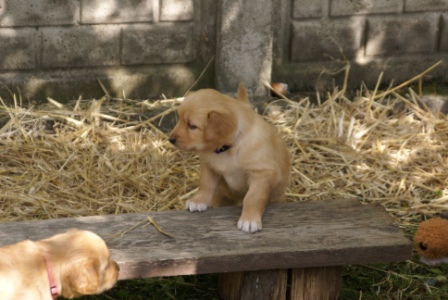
left=274, top=0, right=448, bottom=93
left=0, top=0, right=216, bottom=101
left=215, top=0, right=273, bottom=101
left=1, top=0, right=448, bottom=102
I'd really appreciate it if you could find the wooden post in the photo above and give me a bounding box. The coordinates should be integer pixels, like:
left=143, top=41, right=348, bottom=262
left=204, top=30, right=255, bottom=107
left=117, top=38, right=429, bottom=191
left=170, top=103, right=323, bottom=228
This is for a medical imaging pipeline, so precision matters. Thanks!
left=218, top=269, right=288, bottom=300
left=216, top=0, right=273, bottom=102
left=290, top=266, right=343, bottom=300
left=218, top=272, right=244, bottom=300
left=218, top=267, right=341, bottom=300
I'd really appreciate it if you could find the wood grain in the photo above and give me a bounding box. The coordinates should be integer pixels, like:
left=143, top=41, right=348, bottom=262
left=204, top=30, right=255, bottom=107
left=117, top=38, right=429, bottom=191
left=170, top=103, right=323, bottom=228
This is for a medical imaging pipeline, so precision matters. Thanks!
left=0, top=198, right=412, bottom=280
left=218, top=270, right=288, bottom=300
left=290, top=266, right=343, bottom=300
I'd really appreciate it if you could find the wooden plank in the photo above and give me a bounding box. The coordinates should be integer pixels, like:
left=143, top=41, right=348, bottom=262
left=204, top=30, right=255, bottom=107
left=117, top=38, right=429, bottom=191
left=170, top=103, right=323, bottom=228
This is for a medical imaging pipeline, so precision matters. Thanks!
left=0, top=198, right=412, bottom=280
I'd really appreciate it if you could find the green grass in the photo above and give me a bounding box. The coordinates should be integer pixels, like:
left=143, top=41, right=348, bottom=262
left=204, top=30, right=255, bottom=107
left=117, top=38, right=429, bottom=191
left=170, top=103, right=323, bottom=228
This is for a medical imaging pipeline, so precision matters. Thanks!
left=81, top=275, right=220, bottom=300
left=76, top=255, right=448, bottom=300
left=342, top=261, right=448, bottom=299
left=408, top=80, right=448, bottom=96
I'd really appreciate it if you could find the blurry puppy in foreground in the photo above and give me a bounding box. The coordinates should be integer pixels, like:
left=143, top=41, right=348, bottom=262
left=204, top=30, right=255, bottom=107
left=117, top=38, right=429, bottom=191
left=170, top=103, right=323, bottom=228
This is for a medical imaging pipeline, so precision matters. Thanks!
left=169, top=83, right=290, bottom=233
left=0, top=229, right=119, bottom=300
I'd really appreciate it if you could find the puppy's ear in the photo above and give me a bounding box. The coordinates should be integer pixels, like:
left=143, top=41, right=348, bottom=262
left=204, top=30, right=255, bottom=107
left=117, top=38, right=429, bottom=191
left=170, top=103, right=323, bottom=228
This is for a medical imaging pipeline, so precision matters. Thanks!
left=66, top=259, right=99, bottom=295
left=205, top=111, right=237, bottom=143
left=236, top=82, right=249, bottom=103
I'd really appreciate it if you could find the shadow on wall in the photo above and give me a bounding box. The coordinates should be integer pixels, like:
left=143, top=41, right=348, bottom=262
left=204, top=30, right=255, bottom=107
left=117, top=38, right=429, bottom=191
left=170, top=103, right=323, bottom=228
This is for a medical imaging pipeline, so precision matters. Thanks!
left=278, top=0, right=448, bottom=97
left=0, top=0, right=216, bottom=103
left=1, top=1, right=447, bottom=103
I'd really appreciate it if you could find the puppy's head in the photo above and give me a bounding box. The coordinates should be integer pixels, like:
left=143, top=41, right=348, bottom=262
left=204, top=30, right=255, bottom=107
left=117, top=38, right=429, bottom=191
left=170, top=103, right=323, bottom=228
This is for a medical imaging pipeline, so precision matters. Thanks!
left=38, top=229, right=119, bottom=299
left=169, top=89, right=238, bottom=152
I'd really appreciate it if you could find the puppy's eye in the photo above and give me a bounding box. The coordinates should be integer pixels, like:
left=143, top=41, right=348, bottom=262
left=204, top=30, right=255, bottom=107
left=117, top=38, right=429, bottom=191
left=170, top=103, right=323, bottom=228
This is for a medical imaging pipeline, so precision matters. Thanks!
left=187, top=122, right=197, bottom=130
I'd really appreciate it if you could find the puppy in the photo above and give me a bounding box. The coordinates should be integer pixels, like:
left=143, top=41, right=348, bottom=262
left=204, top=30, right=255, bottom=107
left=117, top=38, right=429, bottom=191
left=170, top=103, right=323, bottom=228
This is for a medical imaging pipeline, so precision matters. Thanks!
left=169, top=83, right=290, bottom=233
left=0, top=229, right=119, bottom=300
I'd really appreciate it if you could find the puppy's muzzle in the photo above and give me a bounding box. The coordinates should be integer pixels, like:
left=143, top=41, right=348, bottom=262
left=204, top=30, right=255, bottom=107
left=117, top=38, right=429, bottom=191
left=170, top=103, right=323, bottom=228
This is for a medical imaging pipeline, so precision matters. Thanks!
left=168, top=137, right=176, bottom=144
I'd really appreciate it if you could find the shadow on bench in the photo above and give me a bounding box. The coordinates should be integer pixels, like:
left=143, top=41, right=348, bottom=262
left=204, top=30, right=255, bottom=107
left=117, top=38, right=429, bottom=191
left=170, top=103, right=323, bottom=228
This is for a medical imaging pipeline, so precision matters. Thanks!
left=0, top=198, right=412, bottom=299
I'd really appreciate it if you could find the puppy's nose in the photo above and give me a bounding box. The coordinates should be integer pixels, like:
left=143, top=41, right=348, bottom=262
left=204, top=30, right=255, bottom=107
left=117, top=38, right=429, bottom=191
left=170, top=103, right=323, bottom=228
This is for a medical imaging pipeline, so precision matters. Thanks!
left=169, top=137, right=176, bottom=144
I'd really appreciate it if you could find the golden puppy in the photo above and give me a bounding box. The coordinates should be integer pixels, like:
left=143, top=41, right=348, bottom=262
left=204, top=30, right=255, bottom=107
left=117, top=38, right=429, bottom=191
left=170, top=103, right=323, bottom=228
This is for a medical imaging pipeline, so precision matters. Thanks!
left=0, top=229, right=119, bottom=300
left=169, top=84, right=290, bottom=233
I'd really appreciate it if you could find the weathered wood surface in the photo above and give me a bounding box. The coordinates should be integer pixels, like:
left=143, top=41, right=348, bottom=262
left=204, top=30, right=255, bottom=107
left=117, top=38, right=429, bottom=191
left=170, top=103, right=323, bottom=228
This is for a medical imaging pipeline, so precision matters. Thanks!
left=0, top=198, right=412, bottom=280
left=290, top=266, right=343, bottom=300
left=218, top=269, right=288, bottom=300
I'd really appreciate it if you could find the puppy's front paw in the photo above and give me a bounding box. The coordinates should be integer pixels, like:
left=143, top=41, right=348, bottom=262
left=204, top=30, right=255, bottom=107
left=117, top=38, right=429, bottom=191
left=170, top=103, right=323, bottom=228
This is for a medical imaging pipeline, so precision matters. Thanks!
left=186, top=200, right=209, bottom=212
left=237, top=218, right=262, bottom=233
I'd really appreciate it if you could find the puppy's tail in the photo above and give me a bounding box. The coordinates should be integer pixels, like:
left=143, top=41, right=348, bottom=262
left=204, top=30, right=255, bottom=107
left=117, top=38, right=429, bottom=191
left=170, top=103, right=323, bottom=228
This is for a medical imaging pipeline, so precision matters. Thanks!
left=236, top=82, right=249, bottom=103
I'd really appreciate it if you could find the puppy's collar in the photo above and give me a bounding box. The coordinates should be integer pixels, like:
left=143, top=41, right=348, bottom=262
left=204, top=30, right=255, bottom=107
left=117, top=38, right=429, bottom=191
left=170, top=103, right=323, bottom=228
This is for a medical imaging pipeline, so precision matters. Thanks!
left=215, top=145, right=231, bottom=154
left=44, top=256, right=59, bottom=299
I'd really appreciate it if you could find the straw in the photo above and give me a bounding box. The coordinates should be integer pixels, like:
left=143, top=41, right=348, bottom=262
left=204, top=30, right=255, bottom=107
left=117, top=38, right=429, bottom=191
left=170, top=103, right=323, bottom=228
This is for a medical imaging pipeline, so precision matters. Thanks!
left=0, top=63, right=447, bottom=233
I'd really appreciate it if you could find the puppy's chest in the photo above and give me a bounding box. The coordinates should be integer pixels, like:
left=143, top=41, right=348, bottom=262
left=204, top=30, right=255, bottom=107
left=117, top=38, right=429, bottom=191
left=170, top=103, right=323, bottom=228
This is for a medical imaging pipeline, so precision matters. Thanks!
left=207, top=156, right=248, bottom=189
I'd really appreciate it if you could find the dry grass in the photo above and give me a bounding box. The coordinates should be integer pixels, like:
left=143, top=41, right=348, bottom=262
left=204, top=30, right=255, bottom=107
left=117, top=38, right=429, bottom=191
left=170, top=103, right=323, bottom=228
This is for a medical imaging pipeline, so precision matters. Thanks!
left=1, top=62, right=447, bottom=236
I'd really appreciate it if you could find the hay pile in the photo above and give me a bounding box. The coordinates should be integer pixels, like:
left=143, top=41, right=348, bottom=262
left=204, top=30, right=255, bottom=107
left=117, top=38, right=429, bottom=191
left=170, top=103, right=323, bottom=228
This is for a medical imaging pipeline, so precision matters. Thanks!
left=1, top=68, right=448, bottom=230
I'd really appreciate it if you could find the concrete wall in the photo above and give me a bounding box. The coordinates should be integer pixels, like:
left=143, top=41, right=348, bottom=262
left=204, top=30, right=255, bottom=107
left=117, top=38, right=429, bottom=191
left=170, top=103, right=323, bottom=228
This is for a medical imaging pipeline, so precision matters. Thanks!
left=274, top=0, right=448, bottom=95
left=0, top=0, right=217, bottom=101
left=0, top=0, right=447, bottom=102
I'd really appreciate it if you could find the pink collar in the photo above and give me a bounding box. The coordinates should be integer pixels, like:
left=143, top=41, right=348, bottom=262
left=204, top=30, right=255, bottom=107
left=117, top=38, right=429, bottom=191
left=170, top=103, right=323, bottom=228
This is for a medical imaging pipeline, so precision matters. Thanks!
left=44, top=256, right=59, bottom=299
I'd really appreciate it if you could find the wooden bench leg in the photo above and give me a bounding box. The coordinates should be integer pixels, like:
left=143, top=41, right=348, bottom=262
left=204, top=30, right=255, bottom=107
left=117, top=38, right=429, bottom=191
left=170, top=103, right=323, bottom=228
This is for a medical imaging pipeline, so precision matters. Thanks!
left=218, top=269, right=288, bottom=300
left=218, top=266, right=342, bottom=300
left=290, top=266, right=342, bottom=300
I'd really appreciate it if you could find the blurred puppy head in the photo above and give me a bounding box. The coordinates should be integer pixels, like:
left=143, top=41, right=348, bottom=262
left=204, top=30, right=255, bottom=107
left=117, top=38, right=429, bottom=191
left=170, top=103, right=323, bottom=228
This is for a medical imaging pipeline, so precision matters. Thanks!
left=169, top=89, right=241, bottom=152
left=37, top=229, right=119, bottom=298
left=0, top=229, right=119, bottom=299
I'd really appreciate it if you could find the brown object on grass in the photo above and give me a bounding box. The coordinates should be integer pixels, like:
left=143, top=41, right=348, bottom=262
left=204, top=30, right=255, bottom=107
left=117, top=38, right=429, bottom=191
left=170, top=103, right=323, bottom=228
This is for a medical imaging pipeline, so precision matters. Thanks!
left=414, top=217, right=448, bottom=265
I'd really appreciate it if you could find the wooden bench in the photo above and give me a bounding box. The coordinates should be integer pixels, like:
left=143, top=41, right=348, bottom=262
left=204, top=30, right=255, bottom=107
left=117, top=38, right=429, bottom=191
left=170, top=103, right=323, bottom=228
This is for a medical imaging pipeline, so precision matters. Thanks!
left=0, top=198, right=412, bottom=299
